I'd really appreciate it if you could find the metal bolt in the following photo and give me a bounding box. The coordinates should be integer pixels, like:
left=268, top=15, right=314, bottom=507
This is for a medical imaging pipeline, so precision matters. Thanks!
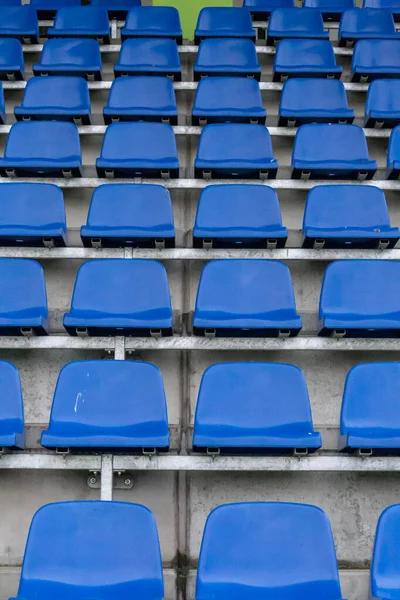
left=124, top=478, right=132, bottom=486
left=89, top=476, right=97, bottom=485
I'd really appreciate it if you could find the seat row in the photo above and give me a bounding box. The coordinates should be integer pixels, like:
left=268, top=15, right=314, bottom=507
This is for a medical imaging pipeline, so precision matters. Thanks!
left=245, top=0, right=400, bottom=21
left=2, top=257, right=400, bottom=339
left=0, top=0, right=141, bottom=20
left=0, top=182, right=397, bottom=251
left=5, top=36, right=400, bottom=82
left=0, top=120, right=395, bottom=181
left=3, top=358, right=400, bottom=455
left=4, top=75, right=400, bottom=129
left=10, top=500, right=400, bottom=600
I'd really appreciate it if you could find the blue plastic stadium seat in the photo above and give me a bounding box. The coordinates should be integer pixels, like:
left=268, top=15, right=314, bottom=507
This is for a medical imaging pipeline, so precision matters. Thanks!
left=304, top=0, right=355, bottom=20
left=0, top=83, right=4, bottom=124
left=194, top=8, right=255, bottom=44
left=267, top=8, right=329, bottom=45
left=339, top=9, right=399, bottom=46
left=91, top=0, right=141, bottom=20
left=303, top=185, right=399, bottom=249
left=243, top=0, right=295, bottom=20
left=81, top=183, right=175, bottom=248
left=339, top=363, right=400, bottom=453
left=279, top=78, right=354, bottom=126
left=0, top=38, right=23, bottom=81
left=371, top=505, right=400, bottom=600
left=33, top=39, right=102, bottom=81
left=193, top=77, right=265, bottom=125
left=194, top=38, right=261, bottom=81
left=364, top=0, right=400, bottom=21
left=41, top=361, right=169, bottom=452
left=0, top=6, right=38, bottom=44
left=96, top=122, right=179, bottom=178
left=103, top=76, right=177, bottom=125
left=193, top=259, right=301, bottom=337
left=122, top=7, right=183, bottom=43
left=195, top=124, right=277, bottom=179
left=0, top=361, right=24, bottom=450
left=292, top=123, right=376, bottom=179
left=387, top=125, right=400, bottom=178
left=319, top=260, right=400, bottom=337
left=64, top=259, right=172, bottom=336
left=15, top=76, right=91, bottom=124
left=365, top=79, right=400, bottom=127
left=47, top=7, right=111, bottom=44
left=115, top=38, right=181, bottom=80
left=273, top=39, right=342, bottom=81
left=193, top=363, right=321, bottom=454
left=197, top=503, right=343, bottom=600
left=0, top=0, right=22, bottom=4
left=30, top=0, right=81, bottom=20
left=193, top=184, right=287, bottom=248
left=0, top=121, right=82, bottom=178
left=0, top=183, right=66, bottom=247
left=14, top=501, right=163, bottom=600
left=351, top=39, right=400, bottom=81
left=0, top=259, right=48, bottom=335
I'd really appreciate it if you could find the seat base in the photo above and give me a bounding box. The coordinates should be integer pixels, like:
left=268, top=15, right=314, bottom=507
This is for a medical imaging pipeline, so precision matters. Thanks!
left=340, top=445, right=400, bottom=456
left=103, top=112, right=178, bottom=125
left=15, top=111, right=91, bottom=125
left=0, top=32, right=38, bottom=43
left=0, top=234, right=67, bottom=248
left=302, top=235, right=399, bottom=250
left=194, top=34, right=256, bottom=45
left=352, top=72, right=400, bottom=83
left=194, top=167, right=277, bottom=180
left=319, top=327, right=400, bottom=338
left=47, top=32, right=111, bottom=44
left=81, top=235, right=175, bottom=249
left=365, top=116, right=400, bottom=128
left=278, top=114, right=354, bottom=126
left=273, top=71, right=341, bottom=82
left=292, top=167, right=376, bottom=180
left=96, top=166, right=180, bottom=179
left=41, top=443, right=170, bottom=453
left=194, top=71, right=261, bottom=82
left=192, top=445, right=319, bottom=455
left=193, top=236, right=287, bottom=249
left=0, top=166, right=82, bottom=178
left=0, top=69, right=23, bottom=82
left=64, top=325, right=173, bottom=337
left=192, top=114, right=266, bottom=125
left=33, top=69, right=102, bottom=81
left=114, top=69, right=182, bottom=81
left=0, top=325, right=48, bottom=336
left=193, top=327, right=301, bottom=337
left=121, top=34, right=183, bottom=45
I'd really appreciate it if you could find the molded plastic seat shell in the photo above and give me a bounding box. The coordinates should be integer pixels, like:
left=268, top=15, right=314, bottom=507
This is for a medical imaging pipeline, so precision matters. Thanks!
left=64, top=259, right=173, bottom=336
left=0, top=361, right=24, bottom=449
left=121, top=7, right=183, bottom=43
left=0, top=121, right=82, bottom=178
left=365, top=79, right=400, bottom=127
left=14, top=76, right=91, bottom=124
left=196, top=502, right=343, bottom=600
left=192, top=77, right=266, bottom=125
left=267, top=8, right=329, bottom=45
left=0, top=182, right=66, bottom=247
left=303, top=185, right=399, bottom=249
left=0, top=38, right=24, bottom=81
left=193, top=184, right=287, bottom=248
left=103, top=76, right=178, bottom=125
left=194, top=38, right=261, bottom=81
left=319, top=260, right=400, bottom=337
left=0, top=259, right=48, bottom=335
left=47, top=7, right=111, bottom=43
left=386, top=125, right=400, bottom=178
left=338, top=8, right=399, bottom=46
left=0, top=6, right=39, bottom=43
left=0, top=83, right=4, bottom=124
left=195, top=124, right=278, bottom=179
left=193, top=259, right=302, bottom=337
left=193, top=363, right=321, bottom=453
left=273, top=39, right=342, bottom=81
left=0, top=0, right=23, bottom=4
left=96, top=122, right=179, bottom=179
left=33, top=39, right=102, bottom=80
left=304, top=0, right=355, bottom=20
left=41, top=360, right=170, bottom=451
left=91, top=0, right=141, bottom=19
left=81, top=183, right=175, bottom=248
left=279, top=78, right=354, bottom=125
left=291, top=123, right=376, bottom=179
left=115, top=38, right=181, bottom=80
left=194, top=8, right=256, bottom=44
left=371, top=505, right=400, bottom=600
left=14, top=501, right=164, bottom=600
left=243, top=0, right=295, bottom=20
left=30, top=0, right=81, bottom=19
left=363, top=0, right=400, bottom=21
left=340, top=363, right=400, bottom=452
left=351, top=39, right=400, bottom=81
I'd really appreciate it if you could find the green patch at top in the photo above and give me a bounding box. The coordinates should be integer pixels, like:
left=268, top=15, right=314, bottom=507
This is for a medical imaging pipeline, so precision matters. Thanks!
left=153, top=0, right=234, bottom=41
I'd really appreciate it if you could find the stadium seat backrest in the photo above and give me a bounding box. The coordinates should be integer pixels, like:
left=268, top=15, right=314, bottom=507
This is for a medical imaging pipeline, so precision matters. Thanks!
left=195, top=7, right=255, bottom=42
left=48, top=6, right=110, bottom=36
left=122, top=6, right=182, bottom=41
left=371, top=504, right=400, bottom=599
left=0, top=360, right=24, bottom=448
left=16, top=501, right=164, bottom=600
left=196, top=502, right=343, bottom=600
